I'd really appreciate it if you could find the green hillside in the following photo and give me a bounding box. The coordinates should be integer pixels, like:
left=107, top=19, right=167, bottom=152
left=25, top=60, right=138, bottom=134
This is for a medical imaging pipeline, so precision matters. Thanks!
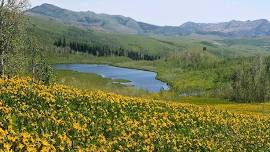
left=29, top=15, right=270, bottom=58
left=29, top=16, right=183, bottom=57
left=27, top=15, right=270, bottom=100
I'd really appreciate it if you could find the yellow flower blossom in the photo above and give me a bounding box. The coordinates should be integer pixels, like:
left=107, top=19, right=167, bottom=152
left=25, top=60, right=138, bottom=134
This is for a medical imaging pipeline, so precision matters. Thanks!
left=0, top=77, right=269, bottom=151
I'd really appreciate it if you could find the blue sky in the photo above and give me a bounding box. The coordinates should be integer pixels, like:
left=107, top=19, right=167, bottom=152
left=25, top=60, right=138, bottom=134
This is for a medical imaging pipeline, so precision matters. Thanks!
left=30, top=0, right=270, bottom=26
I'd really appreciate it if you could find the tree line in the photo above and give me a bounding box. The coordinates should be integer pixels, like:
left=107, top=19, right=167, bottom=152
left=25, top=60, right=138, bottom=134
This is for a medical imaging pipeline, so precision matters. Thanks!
left=54, top=38, right=161, bottom=61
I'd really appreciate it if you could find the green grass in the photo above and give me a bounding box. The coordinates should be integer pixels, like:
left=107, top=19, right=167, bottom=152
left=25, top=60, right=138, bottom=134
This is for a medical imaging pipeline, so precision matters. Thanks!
left=170, top=96, right=270, bottom=115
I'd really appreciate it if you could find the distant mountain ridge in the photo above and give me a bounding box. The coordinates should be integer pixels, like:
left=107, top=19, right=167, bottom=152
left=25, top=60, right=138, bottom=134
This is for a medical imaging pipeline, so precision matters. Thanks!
left=27, top=3, right=270, bottom=37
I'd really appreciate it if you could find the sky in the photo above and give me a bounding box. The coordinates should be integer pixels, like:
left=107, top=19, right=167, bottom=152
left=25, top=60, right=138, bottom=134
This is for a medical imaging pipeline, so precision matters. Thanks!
left=29, top=0, right=270, bottom=26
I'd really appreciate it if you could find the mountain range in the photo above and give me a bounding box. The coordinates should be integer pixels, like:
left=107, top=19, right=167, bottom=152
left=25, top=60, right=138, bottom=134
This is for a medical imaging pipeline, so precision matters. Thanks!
left=27, top=3, right=270, bottom=37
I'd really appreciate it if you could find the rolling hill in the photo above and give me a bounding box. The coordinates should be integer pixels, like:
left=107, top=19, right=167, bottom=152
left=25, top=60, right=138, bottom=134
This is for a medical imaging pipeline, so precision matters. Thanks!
left=28, top=3, right=270, bottom=37
left=28, top=15, right=270, bottom=59
left=26, top=3, right=270, bottom=59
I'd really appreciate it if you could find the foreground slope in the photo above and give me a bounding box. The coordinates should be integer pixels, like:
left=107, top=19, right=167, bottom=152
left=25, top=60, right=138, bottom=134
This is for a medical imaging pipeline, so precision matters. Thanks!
left=0, top=77, right=270, bottom=151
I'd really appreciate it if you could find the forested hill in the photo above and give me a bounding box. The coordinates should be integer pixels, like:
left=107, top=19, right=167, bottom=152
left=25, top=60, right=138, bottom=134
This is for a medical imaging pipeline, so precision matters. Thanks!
left=28, top=3, right=270, bottom=37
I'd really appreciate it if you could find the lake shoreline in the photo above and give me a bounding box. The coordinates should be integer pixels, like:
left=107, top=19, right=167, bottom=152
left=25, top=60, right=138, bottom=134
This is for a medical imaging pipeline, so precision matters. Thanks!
left=53, top=64, right=170, bottom=92
left=52, top=62, right=170, bottom=87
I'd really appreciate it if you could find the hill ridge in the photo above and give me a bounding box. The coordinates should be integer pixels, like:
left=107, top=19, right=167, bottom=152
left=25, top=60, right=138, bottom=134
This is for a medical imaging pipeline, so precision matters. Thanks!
left=28, top=3, right=270, bottom=37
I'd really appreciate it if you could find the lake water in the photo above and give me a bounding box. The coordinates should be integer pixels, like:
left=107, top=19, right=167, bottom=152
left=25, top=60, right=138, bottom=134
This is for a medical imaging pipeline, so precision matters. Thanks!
left=54, top=64, right=169, bottom=92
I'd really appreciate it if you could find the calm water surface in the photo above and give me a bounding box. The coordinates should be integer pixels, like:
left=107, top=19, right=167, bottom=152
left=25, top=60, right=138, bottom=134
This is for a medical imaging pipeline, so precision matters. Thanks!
left=54, top=64, right=169, bottom=92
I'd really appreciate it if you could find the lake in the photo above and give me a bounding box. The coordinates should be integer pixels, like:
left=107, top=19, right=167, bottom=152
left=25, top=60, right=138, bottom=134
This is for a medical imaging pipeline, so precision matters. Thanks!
left=54, top=64, right=169, bottom=92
